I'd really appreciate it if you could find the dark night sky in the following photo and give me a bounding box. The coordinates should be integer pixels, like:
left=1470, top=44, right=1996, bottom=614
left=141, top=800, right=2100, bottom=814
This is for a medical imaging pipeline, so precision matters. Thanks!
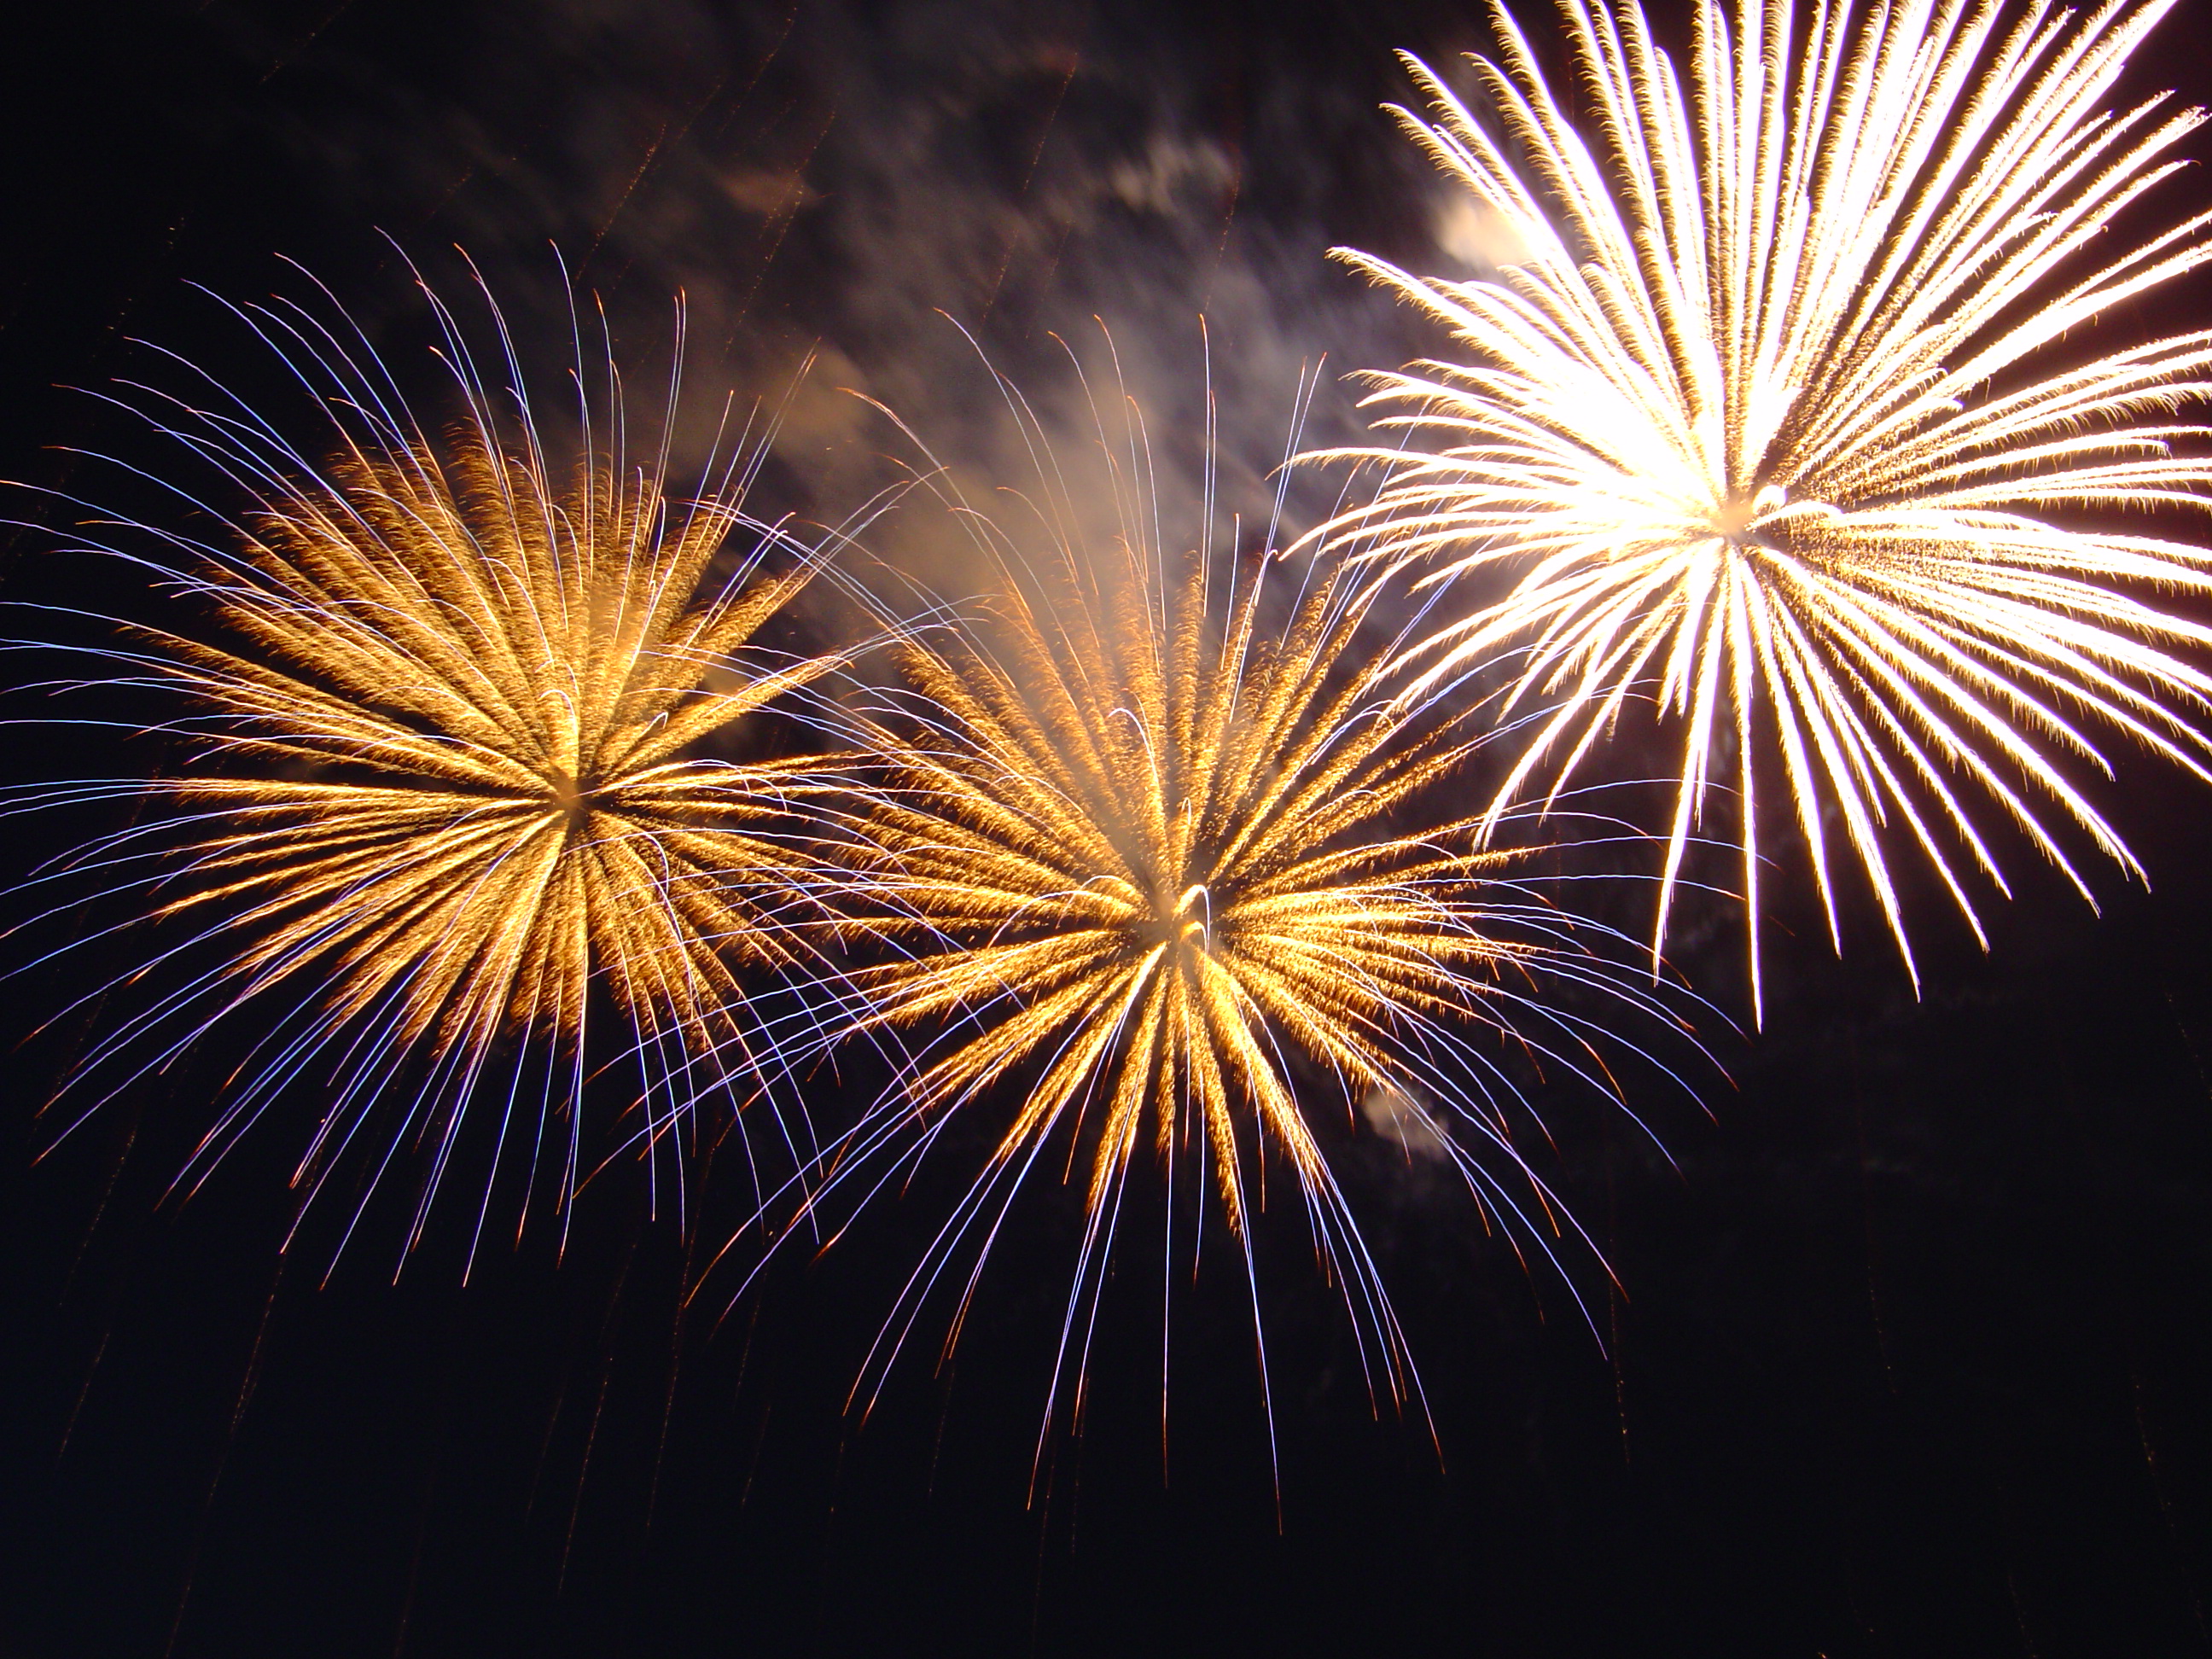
left=3, top=1, right=2212, bottom=1654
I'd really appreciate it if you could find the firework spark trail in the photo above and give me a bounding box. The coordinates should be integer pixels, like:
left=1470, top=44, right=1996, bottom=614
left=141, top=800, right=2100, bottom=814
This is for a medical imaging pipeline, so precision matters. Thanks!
left=1316, top=0, right=2212, bottom=1018
left=731, top=338, right=1704, bottom=1475
left=3, top=254, right=888, bottom=1270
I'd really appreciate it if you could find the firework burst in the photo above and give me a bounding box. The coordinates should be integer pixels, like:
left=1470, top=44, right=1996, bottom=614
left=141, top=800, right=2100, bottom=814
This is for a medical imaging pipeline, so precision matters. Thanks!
left=7, top=260, right=864, bottom=1262
left=1322, top=0, right=2212, bottom=1016
left=771, top=354, right=1695, bottom=1463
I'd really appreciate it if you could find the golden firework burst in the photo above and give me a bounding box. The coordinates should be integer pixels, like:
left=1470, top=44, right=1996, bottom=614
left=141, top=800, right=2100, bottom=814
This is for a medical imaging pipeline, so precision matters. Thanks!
left=1321, top=0, right=2212, bottom=1016
left=14, top=264, right=860, bottom=1259
left=779, top=360, right=1691, bottom=1448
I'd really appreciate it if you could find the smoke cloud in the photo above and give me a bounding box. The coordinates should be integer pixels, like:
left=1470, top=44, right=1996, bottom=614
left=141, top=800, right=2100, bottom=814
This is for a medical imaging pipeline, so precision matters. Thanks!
left=189, top=0, right=1489, bottom=580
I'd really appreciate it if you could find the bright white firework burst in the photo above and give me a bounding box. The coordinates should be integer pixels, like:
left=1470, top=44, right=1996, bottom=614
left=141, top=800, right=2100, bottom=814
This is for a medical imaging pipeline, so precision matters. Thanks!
left=1320, top=0, right=2212, bottom=1017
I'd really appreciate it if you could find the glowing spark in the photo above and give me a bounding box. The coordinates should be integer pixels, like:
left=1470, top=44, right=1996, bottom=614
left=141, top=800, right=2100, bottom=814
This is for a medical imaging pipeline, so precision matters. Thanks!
left=1322, top=0, right=2212, bottom=1017
left=9, top=259, right=863, bottom=1265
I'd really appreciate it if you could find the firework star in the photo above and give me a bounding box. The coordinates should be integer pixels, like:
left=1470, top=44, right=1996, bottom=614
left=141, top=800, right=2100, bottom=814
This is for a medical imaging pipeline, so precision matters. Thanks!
left=763, top=355, right=1696, bottom=1467
left=6, top=260, right=867, bottom=1265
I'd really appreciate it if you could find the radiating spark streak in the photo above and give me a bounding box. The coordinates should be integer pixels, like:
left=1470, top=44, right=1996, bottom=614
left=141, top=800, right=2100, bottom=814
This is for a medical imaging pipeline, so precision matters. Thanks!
left=1317, top=0, right=2212, bottom=1018
left=731, top=341, right=1703, bottom=1470
left=4, top=252, right=884, bottom=1265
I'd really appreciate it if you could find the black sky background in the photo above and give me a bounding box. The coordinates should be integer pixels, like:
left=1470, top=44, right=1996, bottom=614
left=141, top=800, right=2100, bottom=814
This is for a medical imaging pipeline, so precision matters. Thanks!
left=3, top=0, right=2212, bottom=1654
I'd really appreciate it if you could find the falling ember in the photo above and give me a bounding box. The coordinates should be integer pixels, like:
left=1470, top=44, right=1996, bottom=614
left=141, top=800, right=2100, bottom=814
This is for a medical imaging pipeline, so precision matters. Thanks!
left=1318, top=0, right=2212, bottom=1019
